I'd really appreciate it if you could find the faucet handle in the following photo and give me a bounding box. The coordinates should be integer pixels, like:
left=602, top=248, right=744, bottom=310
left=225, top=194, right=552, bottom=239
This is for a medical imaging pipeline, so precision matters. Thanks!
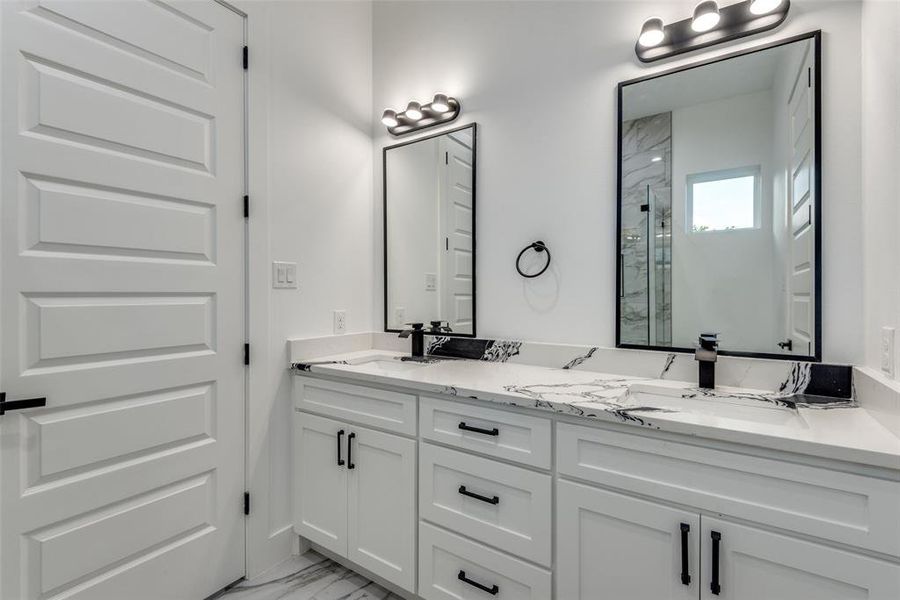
left=698, top=333, right=719, bottom=350
left=429, top=320, right=452, bottom=333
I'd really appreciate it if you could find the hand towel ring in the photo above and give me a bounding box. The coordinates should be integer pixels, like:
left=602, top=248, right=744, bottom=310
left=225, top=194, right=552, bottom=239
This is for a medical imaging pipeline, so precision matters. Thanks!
left=516, top=241, right=551, bottom=278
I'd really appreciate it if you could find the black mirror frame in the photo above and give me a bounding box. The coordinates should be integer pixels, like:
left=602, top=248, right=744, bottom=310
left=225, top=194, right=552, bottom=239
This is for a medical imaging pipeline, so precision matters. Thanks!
left=383, top=123, right=478, bottom=338
left=615, top=31, right=822, bottom=362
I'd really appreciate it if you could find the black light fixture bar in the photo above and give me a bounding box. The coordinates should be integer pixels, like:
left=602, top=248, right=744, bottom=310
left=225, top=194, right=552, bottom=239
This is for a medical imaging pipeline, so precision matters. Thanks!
left=383, top=96, right=460, bottom=136
left=636, top=0, right=790, bottom=63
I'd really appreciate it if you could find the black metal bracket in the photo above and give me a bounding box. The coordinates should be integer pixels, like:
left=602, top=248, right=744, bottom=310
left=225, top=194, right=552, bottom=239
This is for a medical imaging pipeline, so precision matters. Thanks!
left=636, top=0, right=791, bottom=64
left=0, top=392, right=46, bottom=416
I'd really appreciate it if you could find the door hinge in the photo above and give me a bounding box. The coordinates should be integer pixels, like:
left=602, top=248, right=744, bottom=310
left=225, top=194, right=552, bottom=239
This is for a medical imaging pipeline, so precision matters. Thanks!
left=244, top=343, right=250, bottom=366
left=445, top=152, right=448, bottom=165
left=244, top=492, right=250, bottom=515
left=243, top=46, right=248, bottom=70
left=243, top=195, right=249, bottom=219
left=807, top=66, right=811, bottom=88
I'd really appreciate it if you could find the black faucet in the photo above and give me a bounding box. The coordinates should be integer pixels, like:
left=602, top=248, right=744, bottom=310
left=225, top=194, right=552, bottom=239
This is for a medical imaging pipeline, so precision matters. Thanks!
left=398, top=323, right=426, bottom=358
left=695, top=333, right=718, bottom=389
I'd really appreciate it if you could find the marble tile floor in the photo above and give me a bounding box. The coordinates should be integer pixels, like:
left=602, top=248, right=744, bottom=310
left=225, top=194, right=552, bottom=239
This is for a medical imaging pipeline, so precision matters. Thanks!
left=213, top=551, right=404, bottom=600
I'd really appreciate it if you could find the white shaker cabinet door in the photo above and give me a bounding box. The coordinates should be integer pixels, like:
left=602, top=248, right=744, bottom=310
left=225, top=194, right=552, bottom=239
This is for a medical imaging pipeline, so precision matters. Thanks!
left=700, top=517, right=900, bottom=600
left=348, top=425, right=417, bottom=592
left=293, top=413, right=349, bottom=556
left=556, top=480, right=699, bottom=600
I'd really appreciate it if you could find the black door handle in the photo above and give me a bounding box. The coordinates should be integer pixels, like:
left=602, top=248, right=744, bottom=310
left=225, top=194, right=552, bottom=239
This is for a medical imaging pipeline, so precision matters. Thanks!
left=458, top=570, right=499, bottom=595
left=458, top=485, right=499, bottom=505
left=777, top=339, right=793, bottom=351
left=680, top=523, right=691, bottom=585
left=710, top=530, right=721, bottom=595
left=458, top=422, right=499, bottom=436
left=0, top=392, right=46, bottom=416
left=347, top=432, right=356, bottom=469
left=336, top=430, right=345, bottom=466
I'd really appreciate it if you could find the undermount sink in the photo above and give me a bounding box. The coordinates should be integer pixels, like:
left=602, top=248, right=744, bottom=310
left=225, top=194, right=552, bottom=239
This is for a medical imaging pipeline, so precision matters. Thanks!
left=623, top=384, right=808, bottom=428
left=349, top=355, right=434, bottom=374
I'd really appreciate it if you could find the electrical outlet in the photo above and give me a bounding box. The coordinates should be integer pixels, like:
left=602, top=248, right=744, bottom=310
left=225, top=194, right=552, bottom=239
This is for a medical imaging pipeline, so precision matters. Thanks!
left=424, top=273, right=437, bottom=291
left=333, top=310, right=346, bottom=335
left=395, top=306, right=405, bottom=327
left=882, top=327, right=895, bottom=377
left=272, top=261, right=298, bottom=289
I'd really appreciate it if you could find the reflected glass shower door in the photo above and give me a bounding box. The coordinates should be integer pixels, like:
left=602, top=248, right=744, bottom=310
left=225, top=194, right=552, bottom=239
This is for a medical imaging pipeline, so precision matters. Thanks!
left=647, top=186, right=672, bottom=346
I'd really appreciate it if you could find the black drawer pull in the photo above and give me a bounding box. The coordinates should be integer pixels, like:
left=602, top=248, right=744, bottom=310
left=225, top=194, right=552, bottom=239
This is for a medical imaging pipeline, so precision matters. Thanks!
left=0, top=392, right=46, bottom=416
left=458, top=570, right=499, bottom=595
left=680, top=523, right=691, bottom=586
left=710, top=530, right=721, bottom=595
left=336, top=429, right=345, bottom=466
left=458, top=422, right=499, bottom=436
left=347, top=432, right=356, bottom=469
left=458, top=485, right=500, bottom=505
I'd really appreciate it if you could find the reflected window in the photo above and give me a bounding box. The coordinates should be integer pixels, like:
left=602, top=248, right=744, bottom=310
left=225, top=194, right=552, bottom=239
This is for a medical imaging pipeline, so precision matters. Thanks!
left=686, top=167, right=760, bottom=232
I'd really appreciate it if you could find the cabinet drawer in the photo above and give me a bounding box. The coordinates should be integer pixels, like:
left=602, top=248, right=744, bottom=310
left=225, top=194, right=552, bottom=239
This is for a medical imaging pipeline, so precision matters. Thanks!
left=420, top=444, right=551, bottom=566
left=294, top=378, right=416, bottom=435
left=420, top=396, right=551, bottom=468
left=418, top=522, right=552, bottom=600
left=557, top=423, right=900, bottom=557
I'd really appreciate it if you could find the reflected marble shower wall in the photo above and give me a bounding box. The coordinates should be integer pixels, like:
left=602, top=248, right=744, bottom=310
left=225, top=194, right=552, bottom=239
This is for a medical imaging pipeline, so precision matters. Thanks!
left=620, top=112, right=672, bottom=345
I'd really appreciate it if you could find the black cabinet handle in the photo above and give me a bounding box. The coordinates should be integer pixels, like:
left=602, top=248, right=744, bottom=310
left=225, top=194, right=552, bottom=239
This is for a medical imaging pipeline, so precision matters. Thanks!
left=680, top=523, right=691, bottom=586
left=458, top=422, right=499, bottom=436
left=0, top=392, right=46, bottom=416
left=336, top=429, right=345, bottom=466
left=458, top=485, right=499, bottom=505
left=347, top=432, right=356, bottom=469
left=710, top=530, right=721, bottom=595
left=458, top=570, right=499, bottom=595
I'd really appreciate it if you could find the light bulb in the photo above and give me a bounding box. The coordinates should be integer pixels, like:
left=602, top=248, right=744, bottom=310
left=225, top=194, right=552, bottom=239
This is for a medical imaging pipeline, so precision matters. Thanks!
left=749, top=0, right=783, bottom=15
left=691, top=1, right=720, bottom=32
left=381, top=109, right=398, bottom=128
left=638, top=18, right=665, bottom=48
left=431, top=93, right=450, bottom=113
left=651, top=156, right=663, bottom=162
left=405, top=101, right=423, bottom=121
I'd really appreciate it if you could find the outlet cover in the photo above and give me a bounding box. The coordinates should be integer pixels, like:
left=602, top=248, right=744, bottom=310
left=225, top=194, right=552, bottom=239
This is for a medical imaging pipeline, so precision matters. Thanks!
left=394, top=306, right=405, bottom=327
left=882, top=327, right=895, bottom=377
left=273, top=261, right=298, bottom=289
left=424, top=273, right=437, bottom=291
left=333, top=310, right=346, bottom=335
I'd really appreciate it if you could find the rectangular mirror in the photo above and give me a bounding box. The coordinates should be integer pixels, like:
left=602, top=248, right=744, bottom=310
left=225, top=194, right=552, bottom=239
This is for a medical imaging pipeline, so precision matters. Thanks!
left=384, top=124, right=476, bottom=336
left=617, top=32, right=820, bottom=360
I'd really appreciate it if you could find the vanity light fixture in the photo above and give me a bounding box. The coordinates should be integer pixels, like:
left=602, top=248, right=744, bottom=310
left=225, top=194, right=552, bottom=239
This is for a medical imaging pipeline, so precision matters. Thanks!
left=382, top=93, right=461, bottom=136
left=634, top=0, right=791, bottom=63
left=691, top=1, right=721, bottom=32
left=638, top=18, right=665, bottom=47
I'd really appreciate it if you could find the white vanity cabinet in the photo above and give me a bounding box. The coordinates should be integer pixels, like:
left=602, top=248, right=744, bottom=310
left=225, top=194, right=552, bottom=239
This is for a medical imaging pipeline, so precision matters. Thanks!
left=293, top=374, right=900, bottom=600
left=293, top=381, right=417, bottom=592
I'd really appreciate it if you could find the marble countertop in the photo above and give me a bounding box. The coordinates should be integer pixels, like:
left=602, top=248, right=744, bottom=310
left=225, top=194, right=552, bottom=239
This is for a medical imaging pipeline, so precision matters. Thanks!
left=292, top=350, right=900, bottom=471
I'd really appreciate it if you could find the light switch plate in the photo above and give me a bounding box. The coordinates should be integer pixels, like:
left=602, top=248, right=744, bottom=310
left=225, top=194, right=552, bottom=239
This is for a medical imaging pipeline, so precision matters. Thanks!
left=394, top=306, right=405, bottom=327
left=273, top=261, right=298, bottom=289
left=882, top=326, right=895, bottom=377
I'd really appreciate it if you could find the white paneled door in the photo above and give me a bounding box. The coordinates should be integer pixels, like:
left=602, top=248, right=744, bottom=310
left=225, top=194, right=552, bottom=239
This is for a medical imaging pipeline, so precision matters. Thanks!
left=439, top=132, right=474, bottom=334
left=0, top=1, right=246, bottom=599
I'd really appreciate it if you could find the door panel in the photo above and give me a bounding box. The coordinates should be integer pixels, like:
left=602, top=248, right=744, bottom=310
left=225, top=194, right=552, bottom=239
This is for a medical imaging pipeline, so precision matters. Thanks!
left=1, top=1, right=245, bottom=598
left=700, top=518, right=900, bottom=600
left=786, top=45, right=815, bottom=356
left=557, top=480, right=699, bottom=600
left=348, top=425, right=416, bottom=592
left=293, top=413, right=349, bottom=556
left=439, top=133, right=474, bottom=334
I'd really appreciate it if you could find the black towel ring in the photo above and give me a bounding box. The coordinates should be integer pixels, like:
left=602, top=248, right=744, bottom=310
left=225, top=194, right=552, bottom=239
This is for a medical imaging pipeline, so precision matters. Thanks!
left=516, top=241, right=551, bottom=278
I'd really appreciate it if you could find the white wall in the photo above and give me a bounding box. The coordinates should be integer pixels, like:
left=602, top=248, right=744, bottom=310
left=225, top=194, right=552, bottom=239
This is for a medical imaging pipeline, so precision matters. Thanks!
left=861, top=0, right=900, bottom=378
left=247, top=0, right=374, bottom=576
left=670, top=91, right=778, bottom=352
left=372, top=0, right=864, bottom=364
